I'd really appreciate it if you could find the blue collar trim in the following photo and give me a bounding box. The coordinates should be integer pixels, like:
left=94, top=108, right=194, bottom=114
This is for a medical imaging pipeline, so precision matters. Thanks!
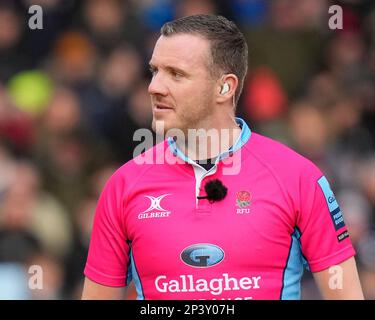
left=167, top=117, right=251, bottom=164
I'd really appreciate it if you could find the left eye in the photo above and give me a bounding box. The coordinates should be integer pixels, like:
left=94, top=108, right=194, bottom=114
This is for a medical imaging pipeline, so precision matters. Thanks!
left=172, top=72, right=182, bottom=79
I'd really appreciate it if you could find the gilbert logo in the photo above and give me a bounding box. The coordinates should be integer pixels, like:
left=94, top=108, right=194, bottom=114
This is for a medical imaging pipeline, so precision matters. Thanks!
left=138, top=194, right=171, bottom=219
left=236, top=191, right=251, bottom=214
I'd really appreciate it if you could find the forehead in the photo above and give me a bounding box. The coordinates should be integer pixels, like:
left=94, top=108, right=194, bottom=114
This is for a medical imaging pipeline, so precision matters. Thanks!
left=150, top=34, right=211, bottom=70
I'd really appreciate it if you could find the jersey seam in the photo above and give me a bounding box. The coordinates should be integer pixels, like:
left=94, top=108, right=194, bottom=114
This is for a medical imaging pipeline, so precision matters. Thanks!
left=279, top=235, right=294, bottom=299
left=245, top=144, right=296, bottom=225
left=121, top=154, right=164, bottom=233
left=297, top=176, right=321, bottom=238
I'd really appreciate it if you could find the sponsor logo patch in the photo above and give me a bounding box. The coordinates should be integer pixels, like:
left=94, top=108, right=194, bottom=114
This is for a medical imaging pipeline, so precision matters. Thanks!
left=180, top=244, right=224, bottom=268
left=337, top=230, right=349, bottom=242
left=317, top=176, right=345, bottom=230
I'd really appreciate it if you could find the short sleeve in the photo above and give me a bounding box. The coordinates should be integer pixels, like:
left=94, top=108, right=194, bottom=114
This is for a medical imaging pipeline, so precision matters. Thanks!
left=296, top=166, right=356, bottom=273
left=84, top=171, right=130, bottom=287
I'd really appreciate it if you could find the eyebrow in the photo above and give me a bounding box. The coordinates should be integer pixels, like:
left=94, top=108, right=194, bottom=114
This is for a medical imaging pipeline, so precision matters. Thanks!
left=148, top=62, right=188, bottom=75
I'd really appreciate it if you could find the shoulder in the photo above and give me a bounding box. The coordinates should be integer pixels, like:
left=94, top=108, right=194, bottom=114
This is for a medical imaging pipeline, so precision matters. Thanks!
left=245, top=132, right=323, bottom=181
left=106, top=140, right=169, bottom=186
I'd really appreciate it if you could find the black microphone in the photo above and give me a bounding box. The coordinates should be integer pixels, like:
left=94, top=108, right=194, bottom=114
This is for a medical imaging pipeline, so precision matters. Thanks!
left=197, top=179, right=228, bottom=203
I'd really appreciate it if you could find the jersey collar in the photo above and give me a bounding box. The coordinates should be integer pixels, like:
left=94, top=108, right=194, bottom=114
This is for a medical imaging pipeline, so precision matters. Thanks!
left=167, top=117, right=251, bottom=165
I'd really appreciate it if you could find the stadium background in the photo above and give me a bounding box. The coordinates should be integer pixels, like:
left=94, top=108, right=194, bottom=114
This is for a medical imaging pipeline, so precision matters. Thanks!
left=0, top=0, right=374, bottom=299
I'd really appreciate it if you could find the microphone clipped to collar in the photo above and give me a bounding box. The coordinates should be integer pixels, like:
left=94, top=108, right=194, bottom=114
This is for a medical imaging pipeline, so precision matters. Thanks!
left=197, top=179, right=228, bottom=203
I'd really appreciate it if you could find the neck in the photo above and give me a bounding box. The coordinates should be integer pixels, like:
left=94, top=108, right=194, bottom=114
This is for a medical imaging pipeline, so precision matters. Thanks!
left=176, top=114, right=241, bottom=161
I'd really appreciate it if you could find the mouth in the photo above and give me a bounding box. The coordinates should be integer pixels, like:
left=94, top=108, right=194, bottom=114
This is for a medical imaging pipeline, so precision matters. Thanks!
left=153, top=103, right=174, bottom=113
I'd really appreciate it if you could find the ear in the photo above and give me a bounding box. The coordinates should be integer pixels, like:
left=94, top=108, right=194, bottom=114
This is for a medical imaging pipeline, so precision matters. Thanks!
left=216, top=74, right=238, bottom=104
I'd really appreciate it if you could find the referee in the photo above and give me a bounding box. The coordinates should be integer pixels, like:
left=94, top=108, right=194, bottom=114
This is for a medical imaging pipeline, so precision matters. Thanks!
left=82, top=14, right=363, bottom=300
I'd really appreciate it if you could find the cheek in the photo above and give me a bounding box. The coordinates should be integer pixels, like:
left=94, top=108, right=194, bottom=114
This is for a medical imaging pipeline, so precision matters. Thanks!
left=175, top=82, right=213, bottom=107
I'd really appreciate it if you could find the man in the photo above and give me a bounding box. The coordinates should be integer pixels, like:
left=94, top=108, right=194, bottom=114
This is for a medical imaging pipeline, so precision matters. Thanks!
left=82, top=14, right=363, bottom=300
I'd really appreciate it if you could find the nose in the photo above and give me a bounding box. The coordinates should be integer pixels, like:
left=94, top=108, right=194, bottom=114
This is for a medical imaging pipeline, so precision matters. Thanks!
left=148, top=73, right=168, bottom=96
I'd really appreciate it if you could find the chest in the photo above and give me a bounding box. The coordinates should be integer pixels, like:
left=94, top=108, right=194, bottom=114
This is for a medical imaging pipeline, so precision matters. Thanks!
left=124, top=174, right=296, bottom=275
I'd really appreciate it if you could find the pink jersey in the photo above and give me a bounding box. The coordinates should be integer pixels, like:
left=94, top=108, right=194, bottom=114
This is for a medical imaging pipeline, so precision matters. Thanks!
left=84, top=118, right=355, bottom=300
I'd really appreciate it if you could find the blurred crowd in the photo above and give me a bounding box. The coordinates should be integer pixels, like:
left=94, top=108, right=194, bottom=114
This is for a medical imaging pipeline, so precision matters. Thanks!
left=0, top=0, right=374, bottom=299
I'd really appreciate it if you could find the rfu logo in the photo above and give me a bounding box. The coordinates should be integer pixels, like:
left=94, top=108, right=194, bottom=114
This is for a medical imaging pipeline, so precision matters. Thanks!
left=138, top=194, right=171, bottom=219
left=236, top=190, right=251, bottom=214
